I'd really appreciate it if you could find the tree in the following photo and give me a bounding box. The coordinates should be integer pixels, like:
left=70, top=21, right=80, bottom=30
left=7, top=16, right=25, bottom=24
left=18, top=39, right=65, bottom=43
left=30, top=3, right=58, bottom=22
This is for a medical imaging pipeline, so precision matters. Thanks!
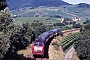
left=0, top=1, right=35, bottom=60
left=74, top=23, right=90, bottom=60
left=54, top=23, right=65, bottom=26
left=62, top=18, right=73, bottom=25
left=3, top=22, right=35, bottom=60
left=0, top=7, right=34, bottom=60
left=78, top=3, right=90, bottom=8
left=31, top=21, right=47, bottom=38
left=0, top=7, right=13, bottom=60
left=72, top=23, right=82, bottom=28
left=83, top=20, right=90, bottom=24
left=22, top=22, right=35, bottom=43
left=0, top=0, right=7, bottom=10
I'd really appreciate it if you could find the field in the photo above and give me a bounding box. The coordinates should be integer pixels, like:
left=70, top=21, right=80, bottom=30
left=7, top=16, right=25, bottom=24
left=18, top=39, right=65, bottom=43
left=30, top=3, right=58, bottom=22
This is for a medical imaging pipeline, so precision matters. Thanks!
left=60, top=32, right=80, bottom=51
left=13, top=17, right=62, bottom=24
left=11, top=5, right=90, bottom=19
left=12, top=5, right=88, bottom=28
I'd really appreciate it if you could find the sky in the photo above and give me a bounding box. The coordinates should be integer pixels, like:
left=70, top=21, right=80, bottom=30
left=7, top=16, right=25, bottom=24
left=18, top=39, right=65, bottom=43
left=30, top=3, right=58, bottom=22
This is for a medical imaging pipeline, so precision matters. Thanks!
left=63, top=0, right=90, bottom=4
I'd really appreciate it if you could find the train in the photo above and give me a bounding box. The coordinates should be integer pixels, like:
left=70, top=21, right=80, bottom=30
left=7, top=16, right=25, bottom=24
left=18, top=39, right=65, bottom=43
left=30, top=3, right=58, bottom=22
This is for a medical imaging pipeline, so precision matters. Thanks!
left=32, top=28, right=62, bottom=57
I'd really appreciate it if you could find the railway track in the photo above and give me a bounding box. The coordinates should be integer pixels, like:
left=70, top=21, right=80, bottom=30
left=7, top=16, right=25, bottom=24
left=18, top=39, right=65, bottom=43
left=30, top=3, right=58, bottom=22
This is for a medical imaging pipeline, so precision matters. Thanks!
left=36, top=58, right=49, bottom=60
left=22, top=28, right=80, bottom=60
left=62, top=28, right=80, bottom=33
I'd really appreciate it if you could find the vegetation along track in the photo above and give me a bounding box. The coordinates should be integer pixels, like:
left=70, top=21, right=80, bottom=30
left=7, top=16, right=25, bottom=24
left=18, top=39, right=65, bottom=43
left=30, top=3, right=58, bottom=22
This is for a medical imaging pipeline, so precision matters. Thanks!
left=49, top=28, right=80, bottom=60
left=18, top=28, right=80, bottom=60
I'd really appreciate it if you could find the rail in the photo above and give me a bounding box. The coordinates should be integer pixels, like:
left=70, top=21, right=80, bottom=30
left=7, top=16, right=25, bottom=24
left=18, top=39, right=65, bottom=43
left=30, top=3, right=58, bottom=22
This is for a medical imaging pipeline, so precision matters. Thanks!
left=23, top=28, right=80, bottom=60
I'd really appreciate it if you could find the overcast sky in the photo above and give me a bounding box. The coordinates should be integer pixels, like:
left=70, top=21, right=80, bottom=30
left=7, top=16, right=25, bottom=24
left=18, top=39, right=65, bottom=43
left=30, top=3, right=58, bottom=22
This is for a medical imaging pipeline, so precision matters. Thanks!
left=63, top=0, right=90, bottom=4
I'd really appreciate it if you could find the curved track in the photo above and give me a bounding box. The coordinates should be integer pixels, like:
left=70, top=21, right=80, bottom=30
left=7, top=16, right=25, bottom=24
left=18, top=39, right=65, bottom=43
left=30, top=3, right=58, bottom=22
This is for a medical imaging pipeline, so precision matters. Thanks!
left=19, top=28, right=80, bottom=60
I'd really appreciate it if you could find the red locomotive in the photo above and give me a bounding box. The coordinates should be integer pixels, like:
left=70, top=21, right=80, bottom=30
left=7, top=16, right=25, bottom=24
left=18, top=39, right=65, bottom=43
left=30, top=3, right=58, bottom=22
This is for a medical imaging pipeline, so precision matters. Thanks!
left=32, top=42, right=44, bottom=56
left=32, top=28, right=62, bottom=57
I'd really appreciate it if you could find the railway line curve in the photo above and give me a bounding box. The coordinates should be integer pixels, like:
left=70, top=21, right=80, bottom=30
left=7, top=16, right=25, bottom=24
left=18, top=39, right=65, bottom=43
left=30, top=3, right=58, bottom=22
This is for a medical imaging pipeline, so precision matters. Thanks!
left=18, top=28, right=80, bottom=60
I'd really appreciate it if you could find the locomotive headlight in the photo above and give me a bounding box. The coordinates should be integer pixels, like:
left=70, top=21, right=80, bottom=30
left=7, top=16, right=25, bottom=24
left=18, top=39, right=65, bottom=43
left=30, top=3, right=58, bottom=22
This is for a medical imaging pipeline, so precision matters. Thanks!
left=34, top=47, right=43, bottom=52
left=34, top=47, right=37, bottom=51
left=38, top=47, right=43, bottom=51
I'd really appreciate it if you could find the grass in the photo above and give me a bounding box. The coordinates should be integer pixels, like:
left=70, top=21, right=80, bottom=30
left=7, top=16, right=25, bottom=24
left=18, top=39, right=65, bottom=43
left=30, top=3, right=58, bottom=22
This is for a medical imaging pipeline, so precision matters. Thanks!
left=13, top=16, right=85, bottom=25
left=17, top=50, right=26, bottom=54
left=13, top=17, right=62, bottom=24
left=76, top=20, right=86, bottom=24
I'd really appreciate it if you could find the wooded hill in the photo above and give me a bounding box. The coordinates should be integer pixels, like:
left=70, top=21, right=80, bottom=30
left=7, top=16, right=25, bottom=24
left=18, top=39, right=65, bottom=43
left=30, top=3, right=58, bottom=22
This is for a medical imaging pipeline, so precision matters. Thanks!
left=6, top=0, right=70, bottom=10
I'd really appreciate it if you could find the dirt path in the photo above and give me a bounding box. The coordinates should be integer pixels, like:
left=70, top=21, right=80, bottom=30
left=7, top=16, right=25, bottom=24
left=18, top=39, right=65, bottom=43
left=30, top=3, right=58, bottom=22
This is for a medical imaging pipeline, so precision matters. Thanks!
left=72, top=51, right=80, bottom=60
left=64, top=47, right=75, bottom=60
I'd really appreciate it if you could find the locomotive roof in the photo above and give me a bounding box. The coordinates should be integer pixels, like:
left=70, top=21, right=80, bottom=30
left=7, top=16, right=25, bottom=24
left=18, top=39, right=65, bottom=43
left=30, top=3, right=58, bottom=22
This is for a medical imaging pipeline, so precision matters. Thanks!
left=57, top=28, right=62, bottom=31
left=57, top=28, right=62, bottom=30
left=34, top=32, right=51, bottom=43
left=39, top=32, right=51, bottom=40
left=34, top=28, right=62, bottom=43
left=34, top=39, right=43, bottom=43
left=51, top=29, right=57, bottom=31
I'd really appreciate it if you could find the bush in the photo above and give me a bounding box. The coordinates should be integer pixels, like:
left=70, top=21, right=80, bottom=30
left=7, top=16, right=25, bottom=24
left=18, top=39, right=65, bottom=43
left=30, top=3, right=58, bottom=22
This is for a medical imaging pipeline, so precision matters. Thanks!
left=74, top=23, right=90, bottom=60
left=52, top=42, right=59, bottom=46
left=31, top=21, right=47, bottom=38
left=72, top=23, right=82, bottom=28
left=54, top=23, right=65, bottom=26
left=52, top=42, right=59, bottom=50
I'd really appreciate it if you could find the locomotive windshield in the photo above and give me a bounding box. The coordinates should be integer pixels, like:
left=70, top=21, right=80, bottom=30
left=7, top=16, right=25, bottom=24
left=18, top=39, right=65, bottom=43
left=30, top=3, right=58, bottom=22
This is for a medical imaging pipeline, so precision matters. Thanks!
left=39, top=44, right=43, bottom=46
left=34, top=43, right=43, bottom=46
left=34, top=43, right=38, bottom=46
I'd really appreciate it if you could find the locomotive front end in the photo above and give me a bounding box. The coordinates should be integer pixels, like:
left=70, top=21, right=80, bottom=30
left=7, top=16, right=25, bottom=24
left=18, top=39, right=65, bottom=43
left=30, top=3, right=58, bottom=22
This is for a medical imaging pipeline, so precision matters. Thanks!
left=32, top=42, right=44, bottom=56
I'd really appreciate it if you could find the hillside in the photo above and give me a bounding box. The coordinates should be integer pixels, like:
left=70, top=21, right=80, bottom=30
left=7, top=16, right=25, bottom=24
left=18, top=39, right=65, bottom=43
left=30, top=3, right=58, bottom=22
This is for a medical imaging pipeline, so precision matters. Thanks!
left=11, top=5, right=90, bottom=19
left=6, top=0, right=90, bottom=19
left=6, top=0, right=70, bottom=10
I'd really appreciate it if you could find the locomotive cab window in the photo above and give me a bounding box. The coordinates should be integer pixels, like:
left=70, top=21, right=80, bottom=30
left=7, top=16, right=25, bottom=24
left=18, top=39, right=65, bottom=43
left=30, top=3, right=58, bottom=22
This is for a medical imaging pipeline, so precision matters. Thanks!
left=34, top=43, right=38, bottom=46
left=39, top=43, right=43, bottom=46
